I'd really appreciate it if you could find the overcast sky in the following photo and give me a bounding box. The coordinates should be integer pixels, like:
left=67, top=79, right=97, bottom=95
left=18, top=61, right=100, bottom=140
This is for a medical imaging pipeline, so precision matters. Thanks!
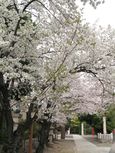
left=77, top=0, right=115, bottom=28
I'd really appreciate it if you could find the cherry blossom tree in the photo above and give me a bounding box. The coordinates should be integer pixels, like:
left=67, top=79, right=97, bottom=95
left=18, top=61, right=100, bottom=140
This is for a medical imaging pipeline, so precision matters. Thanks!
left=0, top=0, right=112, bottom=152
left=0, top=0, right=85, bottom=152
left=65, top=25, right=115, bottom=116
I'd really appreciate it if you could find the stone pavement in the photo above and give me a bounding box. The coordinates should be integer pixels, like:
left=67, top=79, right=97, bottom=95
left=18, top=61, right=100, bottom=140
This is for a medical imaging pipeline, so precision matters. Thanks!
left=66, top=134, right=111, bottom=153
left=109, top=143, right=115, bottom=153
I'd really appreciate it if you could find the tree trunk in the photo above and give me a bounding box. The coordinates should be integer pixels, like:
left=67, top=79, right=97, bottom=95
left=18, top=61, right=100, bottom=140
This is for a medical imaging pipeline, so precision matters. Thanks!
left=1, top=122, right=24, bottom=153
left=0, top=72, right=13, bottom=152
left=61, top=125, right=65, bottom=139
left=45, top=122, right=51, bottom=146
left=2, top=119, right=34, bottom=153
left=36, top=120, right=51, bottom=153
left=28, top=123, right=33, bottom=153
left=36, top=123, right=45, bottom=153
left=0, top=91, right=35, bottom=152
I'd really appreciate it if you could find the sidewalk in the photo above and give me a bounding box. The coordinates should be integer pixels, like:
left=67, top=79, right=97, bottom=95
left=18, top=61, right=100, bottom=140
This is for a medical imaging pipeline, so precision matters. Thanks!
left=44, top=139, right=75, bottom=153
left=72, top=135, right=111, bottom=153
left=43, top=134, right=110, bottom=153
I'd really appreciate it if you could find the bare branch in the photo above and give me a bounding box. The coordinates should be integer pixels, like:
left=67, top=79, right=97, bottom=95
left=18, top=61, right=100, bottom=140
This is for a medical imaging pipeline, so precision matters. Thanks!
left=10, top=0, right=63, bottom=47
left=69, top=64, right=105, bottom=104
left=22, top=0, right=36, bottom=12
left=49, top=0, right=70, bottom=22
left=13, top=0, right=19, bottom=13
left=22, top=0, right=63, bottom=25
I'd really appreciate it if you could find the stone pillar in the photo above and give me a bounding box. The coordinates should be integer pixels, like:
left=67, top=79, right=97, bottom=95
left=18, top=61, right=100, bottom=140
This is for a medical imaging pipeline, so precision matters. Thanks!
left=81, top=122, right=84, bottom=136
left=103, top=116, right=107, bottom=134
left=49, top=129, right=53, bottom=143
left=67, top=128, right=70, bottom=135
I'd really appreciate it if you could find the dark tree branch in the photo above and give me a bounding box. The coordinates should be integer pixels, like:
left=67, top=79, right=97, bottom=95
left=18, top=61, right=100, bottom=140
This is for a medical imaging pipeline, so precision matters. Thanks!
left=22, top=0, right=63, bottom=25
left=69, top=65, right=105, bottom=103
left=10, top=0, right=63, bottom=47
left=22, top=0, right=36, bottom=12
left=37, top=0, right=63, bottom=25
left=13, top=0, right=19, bottom=13
left=14, top=18, right=21, bottom=36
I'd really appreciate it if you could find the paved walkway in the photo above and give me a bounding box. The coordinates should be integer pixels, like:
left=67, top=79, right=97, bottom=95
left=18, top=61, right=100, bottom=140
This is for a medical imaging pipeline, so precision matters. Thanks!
left=66, top=135, right=111, bottom=153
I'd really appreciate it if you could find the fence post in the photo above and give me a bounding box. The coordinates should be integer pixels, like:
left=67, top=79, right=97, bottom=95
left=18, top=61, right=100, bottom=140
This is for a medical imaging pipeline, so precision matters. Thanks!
left=92, top=127, right=95, bottom=141
left=113, top=129, right=115, bottom=142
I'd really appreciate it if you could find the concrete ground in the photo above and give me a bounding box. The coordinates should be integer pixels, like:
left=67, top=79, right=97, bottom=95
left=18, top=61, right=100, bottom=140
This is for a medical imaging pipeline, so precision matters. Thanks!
left=66, top=134, right=111, bottom=153
left=109, top=143, right=115, bottom=153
